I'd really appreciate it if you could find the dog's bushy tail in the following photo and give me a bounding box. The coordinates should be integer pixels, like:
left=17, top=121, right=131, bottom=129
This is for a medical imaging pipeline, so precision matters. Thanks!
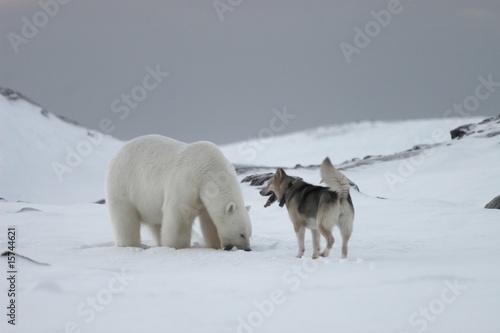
left=320, top=157, right=350, bottom=199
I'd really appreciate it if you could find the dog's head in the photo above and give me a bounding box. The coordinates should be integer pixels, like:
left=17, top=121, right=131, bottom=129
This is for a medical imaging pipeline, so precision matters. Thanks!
left=259, top=168, right=292, bottom=208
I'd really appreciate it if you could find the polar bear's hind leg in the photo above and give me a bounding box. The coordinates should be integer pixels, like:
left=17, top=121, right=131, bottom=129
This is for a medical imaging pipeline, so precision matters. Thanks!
left=109, top=201, right=142, bottom=247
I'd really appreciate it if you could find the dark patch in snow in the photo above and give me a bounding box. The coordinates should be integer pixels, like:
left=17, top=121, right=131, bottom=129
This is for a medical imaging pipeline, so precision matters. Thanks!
left=57, top=114, right=81, bottom=127
left=486, top=131, right=500, bottom=138
left=485, top=195, right=500, bottom=210
left=241, top=173, right=274, bottom=186
left=15, top=207, right=42, bottom=213
left=94, top=199, right=106, bottom=204
left=1, top=251, right=50, bottom=266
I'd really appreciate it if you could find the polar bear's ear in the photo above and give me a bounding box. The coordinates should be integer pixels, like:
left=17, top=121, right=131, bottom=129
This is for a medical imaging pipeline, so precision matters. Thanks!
left=245, top=205, right=251, bottom=212
left=226, top=202, right=236, bottom=214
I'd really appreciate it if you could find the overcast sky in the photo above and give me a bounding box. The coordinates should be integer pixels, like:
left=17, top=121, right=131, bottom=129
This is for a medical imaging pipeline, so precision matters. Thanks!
left=1, top=0, right=499, bottom=144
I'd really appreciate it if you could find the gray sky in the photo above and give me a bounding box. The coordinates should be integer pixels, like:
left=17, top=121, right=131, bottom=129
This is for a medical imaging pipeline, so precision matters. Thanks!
left=1, top=0, right=499, bottom=144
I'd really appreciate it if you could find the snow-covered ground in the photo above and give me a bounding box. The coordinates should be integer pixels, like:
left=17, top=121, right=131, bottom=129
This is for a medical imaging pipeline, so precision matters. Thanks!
left=1, top=91, right=499, bottom=333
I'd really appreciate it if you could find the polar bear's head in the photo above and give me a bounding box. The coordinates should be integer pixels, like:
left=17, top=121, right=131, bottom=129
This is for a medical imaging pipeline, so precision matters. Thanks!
left=215, top=202, right=252, bottom=251
left=197, top=156, right=252, bottom=251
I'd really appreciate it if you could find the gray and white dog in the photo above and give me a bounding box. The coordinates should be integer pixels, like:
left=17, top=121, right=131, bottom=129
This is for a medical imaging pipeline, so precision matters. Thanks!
left=260, top=157, right=354, bottom=259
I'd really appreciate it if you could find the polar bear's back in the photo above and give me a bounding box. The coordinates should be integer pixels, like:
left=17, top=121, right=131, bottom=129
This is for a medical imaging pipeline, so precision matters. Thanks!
left=106, top=135, right=235, bottom=211
left=106, top=135, right=184, bottom=216
left=107, top=134, right=184, bottom=186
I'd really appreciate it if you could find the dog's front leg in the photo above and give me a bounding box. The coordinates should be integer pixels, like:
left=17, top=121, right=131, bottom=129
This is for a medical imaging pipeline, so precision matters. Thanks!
left=295, top=225, right=306, bottom=258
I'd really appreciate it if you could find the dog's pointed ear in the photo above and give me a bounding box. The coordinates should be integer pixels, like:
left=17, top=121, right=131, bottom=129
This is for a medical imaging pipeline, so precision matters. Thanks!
left=276, top=168, right=286, bottom=179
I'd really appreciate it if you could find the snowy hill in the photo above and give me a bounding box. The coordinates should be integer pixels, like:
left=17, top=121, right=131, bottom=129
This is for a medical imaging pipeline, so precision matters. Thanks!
left=221, top=117, right=486, bottom=167
left=0, top=88, right=123, bottom=204
left=1, top=89, right=499, bottom=333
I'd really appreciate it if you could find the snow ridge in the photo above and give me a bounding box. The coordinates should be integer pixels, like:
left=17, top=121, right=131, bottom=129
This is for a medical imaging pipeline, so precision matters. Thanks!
left=0, top=88, right=123, bottom=204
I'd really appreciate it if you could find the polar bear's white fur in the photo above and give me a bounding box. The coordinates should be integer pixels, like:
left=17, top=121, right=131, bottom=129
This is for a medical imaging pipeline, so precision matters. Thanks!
left=105, top=135, right=252, bottom=251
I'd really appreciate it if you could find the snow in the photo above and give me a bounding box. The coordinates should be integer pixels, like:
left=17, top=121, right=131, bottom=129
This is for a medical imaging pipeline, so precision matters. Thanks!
left=0, top=93, right=123, bottom=204
left=1, top=92, right=500, bottom=333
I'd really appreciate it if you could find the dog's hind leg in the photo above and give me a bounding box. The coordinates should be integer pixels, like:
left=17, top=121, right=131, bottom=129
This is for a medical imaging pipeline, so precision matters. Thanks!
left=339, top=213, right=353, bottom=259
left=294, top=225, right=306, bottom=258
left=317, top=202, right=336, bottom=258
left=319, top=223, right=334, bottom=258
left=311, top=228, right=321, bottom=259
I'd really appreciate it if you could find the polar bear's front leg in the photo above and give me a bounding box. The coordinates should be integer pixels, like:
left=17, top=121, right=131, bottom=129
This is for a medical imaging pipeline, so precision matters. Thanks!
left=199, top=208, right=221, bottom=249
left=160, top=204, right=195, bottom=249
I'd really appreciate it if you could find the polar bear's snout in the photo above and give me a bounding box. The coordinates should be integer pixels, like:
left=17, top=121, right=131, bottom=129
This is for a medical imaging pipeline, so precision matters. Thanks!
left=223, top=244, right=252, bottom=251
left=220, top=232, right=252, bottom=252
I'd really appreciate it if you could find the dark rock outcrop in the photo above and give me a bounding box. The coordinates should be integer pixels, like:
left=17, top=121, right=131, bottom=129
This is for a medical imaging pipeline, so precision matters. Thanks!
left=0, top=87, right=49, bottom=116
left=450, top=123, right=476, bottom=140
left=241, top=173, right=302, bottom=186
left=241, top=170, right=360, bottom=192
left=485, top=195, right=500, bottom=210
left=450, top=115, right=500, bottom=140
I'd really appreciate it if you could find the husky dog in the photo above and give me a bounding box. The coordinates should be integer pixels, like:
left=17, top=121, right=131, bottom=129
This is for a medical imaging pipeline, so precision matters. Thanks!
left=260, top=157, right=354, bottom=259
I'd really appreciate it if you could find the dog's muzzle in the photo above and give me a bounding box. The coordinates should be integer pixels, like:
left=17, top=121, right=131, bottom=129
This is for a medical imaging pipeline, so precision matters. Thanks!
left=264, top=193, right=277, bottom=207
left=260, top=190, right=277, bottom=208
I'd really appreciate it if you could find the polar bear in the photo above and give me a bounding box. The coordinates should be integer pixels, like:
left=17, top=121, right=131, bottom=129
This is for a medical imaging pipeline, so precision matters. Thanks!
left=105, top=135, right=252, bottom=251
